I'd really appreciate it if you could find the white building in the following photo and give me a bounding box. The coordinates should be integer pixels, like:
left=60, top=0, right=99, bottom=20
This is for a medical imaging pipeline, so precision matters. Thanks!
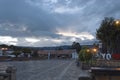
left=0, top=50, right=2, bottom=56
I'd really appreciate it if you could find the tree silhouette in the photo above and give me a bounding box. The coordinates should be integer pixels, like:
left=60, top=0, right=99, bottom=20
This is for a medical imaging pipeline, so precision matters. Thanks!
left=22, top=48, right=31, bottom=57
left=96, top=17, right=120, bottom=53
left=72, top=42, right=81, bottom=54
left=12, top=50, right=21, bottom=57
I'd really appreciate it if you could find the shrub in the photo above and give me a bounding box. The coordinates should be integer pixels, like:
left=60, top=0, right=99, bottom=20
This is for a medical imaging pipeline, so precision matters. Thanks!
left=12, top=50, right=21, bottom=57
left=79, top=47, right=92, bottom=62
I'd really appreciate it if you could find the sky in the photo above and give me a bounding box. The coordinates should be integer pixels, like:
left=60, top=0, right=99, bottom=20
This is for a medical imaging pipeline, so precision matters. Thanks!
left=0, top=0, right=120, bottom=47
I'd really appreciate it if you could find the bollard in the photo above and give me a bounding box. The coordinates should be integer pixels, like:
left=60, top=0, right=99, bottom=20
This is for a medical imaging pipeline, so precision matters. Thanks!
left=6, top=66, right=16, bottom=80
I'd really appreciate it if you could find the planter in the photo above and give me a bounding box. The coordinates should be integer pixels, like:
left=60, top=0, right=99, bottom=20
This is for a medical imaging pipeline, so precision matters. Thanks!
left=81, top=62, right=90, bottom=70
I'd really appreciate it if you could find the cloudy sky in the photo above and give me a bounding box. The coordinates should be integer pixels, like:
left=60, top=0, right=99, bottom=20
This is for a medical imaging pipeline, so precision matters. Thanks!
left=0, top=0, right=120, bottom=47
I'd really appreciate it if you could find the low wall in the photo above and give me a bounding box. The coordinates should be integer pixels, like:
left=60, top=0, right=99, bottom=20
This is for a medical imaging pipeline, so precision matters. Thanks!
left=91, top=67, right=120, bottom=80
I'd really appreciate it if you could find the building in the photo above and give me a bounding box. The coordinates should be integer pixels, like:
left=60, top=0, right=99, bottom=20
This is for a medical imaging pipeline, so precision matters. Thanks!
left=0, top=50, right=2, bottom=56
left=37, top=49, right=77, bottom=59
left=0, top=47, right=14, bottom=57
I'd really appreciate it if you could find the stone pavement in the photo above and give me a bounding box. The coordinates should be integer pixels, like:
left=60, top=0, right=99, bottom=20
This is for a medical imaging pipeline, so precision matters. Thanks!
left=0, top=59, right=89, bottom=80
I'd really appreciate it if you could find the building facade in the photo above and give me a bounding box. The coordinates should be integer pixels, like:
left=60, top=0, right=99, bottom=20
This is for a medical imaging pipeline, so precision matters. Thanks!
left=37, top=49, right=77, bottom=59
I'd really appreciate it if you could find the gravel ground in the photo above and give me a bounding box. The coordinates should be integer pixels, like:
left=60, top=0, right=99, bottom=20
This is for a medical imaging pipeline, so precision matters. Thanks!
left=0, top=59, right=83, bottom=80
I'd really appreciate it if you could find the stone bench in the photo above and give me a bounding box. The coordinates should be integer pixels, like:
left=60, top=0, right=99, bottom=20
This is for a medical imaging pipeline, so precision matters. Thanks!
left=91, top=67, right=120, bottom=80
left=0, top=64, right=16, bottom=80
left=0, top=72, right=10, bottom=80
left=78, top=70, right=92, bottom=80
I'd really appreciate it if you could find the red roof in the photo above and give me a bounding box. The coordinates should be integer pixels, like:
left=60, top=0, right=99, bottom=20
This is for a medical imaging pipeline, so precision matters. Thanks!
left=38, top=50, right=76, bottom=54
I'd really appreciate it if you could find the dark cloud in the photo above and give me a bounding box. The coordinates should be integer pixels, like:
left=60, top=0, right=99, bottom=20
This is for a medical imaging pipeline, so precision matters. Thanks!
left=0, top=0, right=60, bottom=32
left=0, top=0, right=120, bottom=46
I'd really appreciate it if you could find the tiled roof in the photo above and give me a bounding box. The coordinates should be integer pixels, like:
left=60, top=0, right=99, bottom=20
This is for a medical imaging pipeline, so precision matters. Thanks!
left=38, top=50, right=76, bottom=54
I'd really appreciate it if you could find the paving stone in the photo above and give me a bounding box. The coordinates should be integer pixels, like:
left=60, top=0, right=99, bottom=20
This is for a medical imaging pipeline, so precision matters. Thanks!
left=0, top=60, right=87, bottom=80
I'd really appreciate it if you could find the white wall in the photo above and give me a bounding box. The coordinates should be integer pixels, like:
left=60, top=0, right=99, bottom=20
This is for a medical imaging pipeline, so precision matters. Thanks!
left=72, top=52, right=78, bottom=59
left=0, top=50, right=2, bottom=56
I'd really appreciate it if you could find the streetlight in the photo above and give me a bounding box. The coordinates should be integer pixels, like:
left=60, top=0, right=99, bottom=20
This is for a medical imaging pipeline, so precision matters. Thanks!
left=87, top=49, right=90, bottom=53
left=115, top=20, right=120, bottom=28
left=91, top=48, right=97, bottom=66
left=115, top=21, right=119, bottom=25
left=92, top=48, right=97, bottom=53
left=115, top=20, right=120, bottom=25
left=92, top=48, right=97, bottom=60
left=115, top=20, right=120, bottom=54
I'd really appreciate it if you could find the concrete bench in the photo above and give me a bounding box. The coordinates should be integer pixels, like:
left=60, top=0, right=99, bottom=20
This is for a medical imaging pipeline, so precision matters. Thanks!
left=0, top=64, right=16, bottom=80
left=0, top=72, right=10, bottom=80
left=91, top=67, right=120, bottom=80
left=78, top=70, right=92, bottom=80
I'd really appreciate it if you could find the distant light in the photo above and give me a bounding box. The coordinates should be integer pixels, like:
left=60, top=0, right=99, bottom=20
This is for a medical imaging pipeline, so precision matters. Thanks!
left=1, top=48, right=8, bottom=50
left=87, top=49, right=90, bottom=52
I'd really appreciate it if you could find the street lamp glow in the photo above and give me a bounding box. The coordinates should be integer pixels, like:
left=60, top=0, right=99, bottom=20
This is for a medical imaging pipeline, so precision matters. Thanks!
left=92, top=48, right=97, bottom=53
left=87, top=49, right=90, bottom=52
left=115, top=20, right=120, bottom=30
left=115, top=20, right=120, bottom=25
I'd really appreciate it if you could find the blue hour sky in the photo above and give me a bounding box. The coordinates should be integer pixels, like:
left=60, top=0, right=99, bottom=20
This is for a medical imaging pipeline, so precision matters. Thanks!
left=0, top=0, right=120, bottom=47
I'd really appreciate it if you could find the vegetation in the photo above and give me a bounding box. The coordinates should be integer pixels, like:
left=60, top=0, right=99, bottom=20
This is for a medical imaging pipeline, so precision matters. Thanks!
left=79, top=46, right=92, bottom=63
left=22, top=48, right=31, bottom=57
left=0, top=44, right=9, bottom=48
left=96, top=17, right=120, bottom=53
left=57, top=46, right=63, bottom=50
left=72, top=42, right=81, bottom=54
left=12, top=50, right=21, bottom=57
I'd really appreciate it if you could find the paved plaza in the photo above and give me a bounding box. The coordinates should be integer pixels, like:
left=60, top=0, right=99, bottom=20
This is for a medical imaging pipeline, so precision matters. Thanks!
left=1, top=59, right=85, bottom=80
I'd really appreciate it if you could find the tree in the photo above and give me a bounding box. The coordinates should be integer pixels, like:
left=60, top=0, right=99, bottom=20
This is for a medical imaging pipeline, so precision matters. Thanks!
left=79, top=46, right=92, bottom=62
left=9, top=45, right=15, bottom=50
left=96, top=17, right=120, bottom=53
left=93, top=43, right=99, bottom=50
left=9, top=45, right=22, bottom=51
left=72, top=42, right=81, bottom=54
left=22, top=48, right=31, bottom=57
left=57, top=46, right=63, bottom=50
left=12, top=50, right=21, bottom=57
left=0, top=44, right=9, bottom=48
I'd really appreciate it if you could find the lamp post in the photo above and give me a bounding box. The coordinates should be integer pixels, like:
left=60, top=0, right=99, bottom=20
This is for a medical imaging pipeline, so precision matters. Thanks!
left=91, top=48, right=97, bottom=66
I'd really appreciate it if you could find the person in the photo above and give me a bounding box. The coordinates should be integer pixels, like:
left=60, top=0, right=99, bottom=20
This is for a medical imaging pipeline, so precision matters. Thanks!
left=76, top=59, right=80, bottom=67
